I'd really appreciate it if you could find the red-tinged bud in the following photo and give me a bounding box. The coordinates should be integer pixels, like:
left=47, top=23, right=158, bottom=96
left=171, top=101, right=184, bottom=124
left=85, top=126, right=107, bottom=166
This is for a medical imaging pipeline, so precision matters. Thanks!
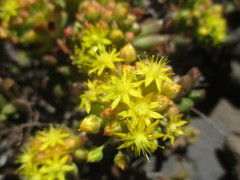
left=104, top=120, right=122, bottom=136
left=156, top=95, right=170, bottom=111
left=87, top=146, right=104, bottom=162
left=162, top=82, right=181, bottom=99
left=79, top=115, right=102, bottom=134
left=107, top=2, right=116, bottom=9
left=98, top=20, right=108, bottom=29
left=101, top=106, right=118, bottom=118
left=20, top=10, right=29, bottom=18
left=65, top=138, right=78, bottom=149
left=79, top=1, right=101, bottom=22
left=119, top=43, right=137, bottom=64
left=125, top=31, right=135, bottom=42
left=114, top=151, right=128, bottom=170
left=64, top=27, right=74, bottom=38
left=166, top=104, right=179, bottom=116
left=102, top=10, right=113, bottom=23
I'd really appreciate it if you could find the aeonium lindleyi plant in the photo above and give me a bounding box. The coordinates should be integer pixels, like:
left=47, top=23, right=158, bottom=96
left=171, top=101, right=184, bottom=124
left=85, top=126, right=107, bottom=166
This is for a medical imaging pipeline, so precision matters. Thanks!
left=77, top=43, right=187, bottom=168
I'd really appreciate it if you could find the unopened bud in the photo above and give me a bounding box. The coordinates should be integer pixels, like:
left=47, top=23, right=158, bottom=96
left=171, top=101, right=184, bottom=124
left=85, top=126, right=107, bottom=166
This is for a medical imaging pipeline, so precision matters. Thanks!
left=114, top=4, right=128, bottom=20
left=87, top=146, right=104, bottom=162
left=102, top=10, right=113, bottom=23
left=74, top=148, right=88, bottom=161
left=21, top=30, right=38, bottom=43
left=119, top=43, right=137, bottom=64
left=101, top=106, right=118, bottom=118
left=156, top=95, right=170, bottom=111
left=114, top=151, right=128, bottom=170
left=198, top=27, right=209, bottom=36
left=124, top=32, right=134, bottom=42
left=104, top=120, right=122, bottom=136
left=109, top=29, right=123, bottom=42
left=65, top=138, right=78, bottom=149
left=166, top=104, right=179, bottom=116
left=162, top=82, right=181, bottom=99
left=79, top=1, right=100, bottom=22
left=79, top=115, right=102, bottom=134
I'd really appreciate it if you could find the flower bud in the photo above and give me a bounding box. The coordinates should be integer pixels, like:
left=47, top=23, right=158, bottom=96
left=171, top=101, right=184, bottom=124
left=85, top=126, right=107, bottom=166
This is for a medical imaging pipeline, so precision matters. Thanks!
left=65, top=138, right=78, bottom=149
left=101, top=106, right=118, bottom=118
left=156, top=95, right=170, bottom=111
left=74, top=148, right=88, bottom=161
left=198, top=27, right=209, bottom=36
left=162, top=82, right=181, bottom=99
left=21, top=30, right=38, bottom=43
left=114, top=151, right=128, bottom=170
left=104, top=120, right=122, bottom=136
left=79, top=115, right=102, bottom=134
left=102, top=10, right=113, bottom=23
left=119, top=43, right=137, bottom=64
left=79, top=1, right=100, bottom=22
left=109, top=29, right=123, bottom=42
left=125, top=31, right=135, bottom=42
left=114, top=4, right=128, bottom=20
left=166, top=104, right=179, bottom=116
left=87, top=146, right=104, bottom=162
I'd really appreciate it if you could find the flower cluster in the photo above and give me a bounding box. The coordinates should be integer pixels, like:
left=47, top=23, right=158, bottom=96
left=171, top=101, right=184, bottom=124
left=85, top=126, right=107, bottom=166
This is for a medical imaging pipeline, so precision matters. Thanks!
left=77, top=43, right=187, bottom=166
left=16, top=126, right=78, bottom=180
left=67, top=0, right=136, bottom=44
left=71, top=0, right=137, bottom=70
left=0, top=0, right=67, bottom=48
left=175, top=0, right=226, bottom=45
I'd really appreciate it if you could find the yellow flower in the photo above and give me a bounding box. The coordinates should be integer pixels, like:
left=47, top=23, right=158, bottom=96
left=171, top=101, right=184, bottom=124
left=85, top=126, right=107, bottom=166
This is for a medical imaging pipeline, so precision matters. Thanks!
left=115, top=120, right=164, bottom=162
left=0, top=0, right=19, bottom=22
left=79, top=80, right=103, bottom=113
left=118, top=93, right=163, bottom=126
left=71, top=46, right=91, bottom=70
left=40, top=155, right=74, bottom=180
left=135, top=55, right=173, bottom=92
left=35, top=126, right=70, bottom=151
left=163, top=114, right=187, bottom=144
left=88, top=45, right=123, bottom=76
left=16, top=148, right=36, bottom=176
left=102, top=72, right=141, bottom=109
left=82, top=24, right=112, bottom=48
